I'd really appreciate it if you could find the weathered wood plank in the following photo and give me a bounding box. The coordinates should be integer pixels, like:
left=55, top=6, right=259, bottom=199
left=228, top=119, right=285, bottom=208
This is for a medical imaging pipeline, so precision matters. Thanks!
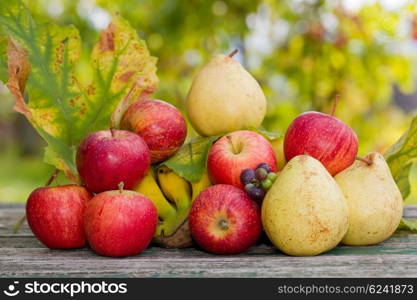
left=1, top=231, right=416, bottom=254
left=1, top=204, right=416, bottom=236
left=403, top=205, right=417, bottom=218
left=0, top=205, right=30, bottom=235
left=1, top=247, right=417, bottom=277
left=0, top=204, right=416, bottom=277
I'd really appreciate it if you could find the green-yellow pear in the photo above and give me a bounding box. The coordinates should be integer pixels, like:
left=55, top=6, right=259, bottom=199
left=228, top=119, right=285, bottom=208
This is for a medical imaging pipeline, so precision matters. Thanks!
left=262, top=155, right=348, bottom=256
left=334, top=152, right=403, bottom=246
left=186, top=53, right=266, bottom=136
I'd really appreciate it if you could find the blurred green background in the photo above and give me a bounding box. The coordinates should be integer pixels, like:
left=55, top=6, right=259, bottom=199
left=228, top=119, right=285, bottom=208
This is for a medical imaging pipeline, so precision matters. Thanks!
left=1, top=0, right=417, bottom=203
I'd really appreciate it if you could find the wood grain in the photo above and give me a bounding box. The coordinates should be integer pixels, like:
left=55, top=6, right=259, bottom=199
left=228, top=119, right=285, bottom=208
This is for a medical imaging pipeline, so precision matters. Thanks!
left=0, top=203, right=416, bottom=277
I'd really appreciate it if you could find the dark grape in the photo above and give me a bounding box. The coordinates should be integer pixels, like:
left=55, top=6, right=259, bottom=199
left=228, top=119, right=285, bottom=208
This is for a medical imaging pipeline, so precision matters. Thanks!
left=244, top=183, right=255, bottom=193
left=256, top=162, right=272, bottom=173
left=246, top=186, right=266, bottom=203
left=240, top=169, right=257, bottom=185
left=255, top=167, right=268, bottom=180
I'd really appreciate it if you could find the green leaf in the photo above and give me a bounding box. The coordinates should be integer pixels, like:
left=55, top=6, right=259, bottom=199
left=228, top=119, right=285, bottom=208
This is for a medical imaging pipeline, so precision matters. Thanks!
left=408, top=162, right=417, bottom=200
left=384, top=115, right=417, bottom=199
left=0, top=1, right=158, bottom=181
left=162, top=136, right=220, bottom=183
left=398, top=218, right=417, bottom=232
left=0, top=34, right=7, bottom=83
left=245, top=126, right=282, bottom=141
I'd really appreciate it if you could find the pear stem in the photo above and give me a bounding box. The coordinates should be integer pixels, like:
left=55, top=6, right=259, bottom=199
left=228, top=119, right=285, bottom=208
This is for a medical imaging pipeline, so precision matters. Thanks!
left=228, top=48, right=238, bottom=58
left=331, top=94, right=340, bottom=117
left=118, top=182, right=124, bottom=194
left=356, top=156, right=372, bottom=165
left=13, top=169, right=60, bottom=234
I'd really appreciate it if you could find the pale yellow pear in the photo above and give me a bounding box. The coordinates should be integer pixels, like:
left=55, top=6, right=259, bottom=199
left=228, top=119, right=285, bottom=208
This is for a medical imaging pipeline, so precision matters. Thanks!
left=262, top=155, right=349, bottom=256
left=186, top=54, right=266, bottom=136
left=334, top=152, right=403, bottom=246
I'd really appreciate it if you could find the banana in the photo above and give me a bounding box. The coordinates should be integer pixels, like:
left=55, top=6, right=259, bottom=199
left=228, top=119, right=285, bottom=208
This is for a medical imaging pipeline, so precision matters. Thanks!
left=191, top=171, right=211, bottom=202
left=134, top=168, right=176, bottom=220
left=136, top=165, right=211, bottom=247
left=157, top=166, right=192, bottom=214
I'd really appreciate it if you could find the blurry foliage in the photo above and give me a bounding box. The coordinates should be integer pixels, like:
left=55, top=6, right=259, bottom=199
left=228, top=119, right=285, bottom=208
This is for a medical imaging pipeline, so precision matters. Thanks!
left=1, top=0, right=417, bottom=202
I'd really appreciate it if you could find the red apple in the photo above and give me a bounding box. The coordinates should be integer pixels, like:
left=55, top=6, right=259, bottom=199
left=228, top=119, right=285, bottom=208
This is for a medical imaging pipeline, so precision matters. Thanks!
left=84, top=188, right=157, bottom=257
left=207, top=130, right=276, bottom=188
left=284, top=111, right=358, bottom=176
left=26, top=185, right=92, bottom=249
left=121, top=99, right=187, bottom=163
left=189, top=184, right=261, bottom=254
left=76, top=129, right=150, bottom=193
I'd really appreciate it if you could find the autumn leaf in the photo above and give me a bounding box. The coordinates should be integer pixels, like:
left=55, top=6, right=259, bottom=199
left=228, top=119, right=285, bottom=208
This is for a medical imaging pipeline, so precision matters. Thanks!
left=0, top=0, right=158, bottom=181
left=0, top=35, right=7, bottom=83
left=385, top=115, right=417, bottom=199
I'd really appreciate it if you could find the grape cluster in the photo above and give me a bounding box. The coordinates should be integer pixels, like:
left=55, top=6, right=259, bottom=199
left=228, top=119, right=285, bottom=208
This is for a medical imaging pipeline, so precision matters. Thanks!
left=240, top=163, right=277, bottom=203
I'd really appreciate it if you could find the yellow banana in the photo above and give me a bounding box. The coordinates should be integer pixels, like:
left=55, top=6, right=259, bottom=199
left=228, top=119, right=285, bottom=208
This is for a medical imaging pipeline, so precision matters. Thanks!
left=191, top=171, right=211, bottom=202
left=134, top=168, right=176, bottom=220
left=157, top=166, right=192, bottom=213
left=135, top=165, right=211, bottom=246
left=156, top=166, right=192, bottom=236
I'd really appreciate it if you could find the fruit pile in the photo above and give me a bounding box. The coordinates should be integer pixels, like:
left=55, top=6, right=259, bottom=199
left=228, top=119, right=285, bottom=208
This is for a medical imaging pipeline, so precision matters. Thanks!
left=3, top=1, right=409, bottom=258
left=23, top=48, right=404, bottom=258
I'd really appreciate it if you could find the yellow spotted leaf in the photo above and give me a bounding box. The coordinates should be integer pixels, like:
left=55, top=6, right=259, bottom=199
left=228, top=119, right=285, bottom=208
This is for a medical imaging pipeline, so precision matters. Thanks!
left=385, top=115, right=417, bottom=199
left=0, top=1, right=158, bottom=182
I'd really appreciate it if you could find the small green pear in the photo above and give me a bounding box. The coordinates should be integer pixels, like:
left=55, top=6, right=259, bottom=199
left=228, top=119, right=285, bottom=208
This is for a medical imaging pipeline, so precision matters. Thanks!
left=334, top=152, right=403, bottom=246
left=186, top=53, right=266, bottom=136
left=262, top=155, right=348, bottom=256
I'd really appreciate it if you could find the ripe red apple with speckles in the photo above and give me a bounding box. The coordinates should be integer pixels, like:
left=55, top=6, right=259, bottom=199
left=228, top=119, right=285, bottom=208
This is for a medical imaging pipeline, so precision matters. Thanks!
left=207, top=130, right=276, bottom=189
left=189, top=184, right=262, bottom=254
left=76, top=129, right=150, bottom=193
left=121, top=99, right=187, bottom=163
left=284, top=111, right=358, bottom=176
left=26, top=185, right=92, bottom=249
left=84, top=187, right=157, bottom=257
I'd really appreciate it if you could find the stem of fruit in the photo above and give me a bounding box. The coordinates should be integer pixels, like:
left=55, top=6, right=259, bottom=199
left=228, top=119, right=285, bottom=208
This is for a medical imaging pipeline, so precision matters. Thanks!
left=110, top=128, right=116, bottom=137
left=331, top=94, right=340, bottom=117
left=228, top=48, right=238, bottom=58
left=356, top=156, right=372, bottom=165
left=45, top=169, right=60, bottom=186
left=118, top=182, right=124, bottom=194
left=226, top=135, right=238, bottom=154
left=13, top=169, right=60, bottom=234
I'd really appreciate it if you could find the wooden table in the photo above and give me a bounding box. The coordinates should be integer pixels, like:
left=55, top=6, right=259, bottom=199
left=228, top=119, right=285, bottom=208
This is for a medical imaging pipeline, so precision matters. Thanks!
left=1, top=203, right=416, bottom=278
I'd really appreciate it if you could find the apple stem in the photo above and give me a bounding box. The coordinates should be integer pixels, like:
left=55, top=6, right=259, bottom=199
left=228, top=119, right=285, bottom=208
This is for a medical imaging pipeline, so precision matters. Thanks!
left=45, top=169, right=60, bottom=186
left=356, top=156, right=372, bottom=165
left=13, top=169, right=60, bottom=234
left=228, top=48, right=238, bottom=58
left=118, top=182, right=124, bottom=194
left=331, top=94, right=340, bottom=117
left=110, top=128, right=116, bottom=137
left=226, top=135, right=238, bottom=154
